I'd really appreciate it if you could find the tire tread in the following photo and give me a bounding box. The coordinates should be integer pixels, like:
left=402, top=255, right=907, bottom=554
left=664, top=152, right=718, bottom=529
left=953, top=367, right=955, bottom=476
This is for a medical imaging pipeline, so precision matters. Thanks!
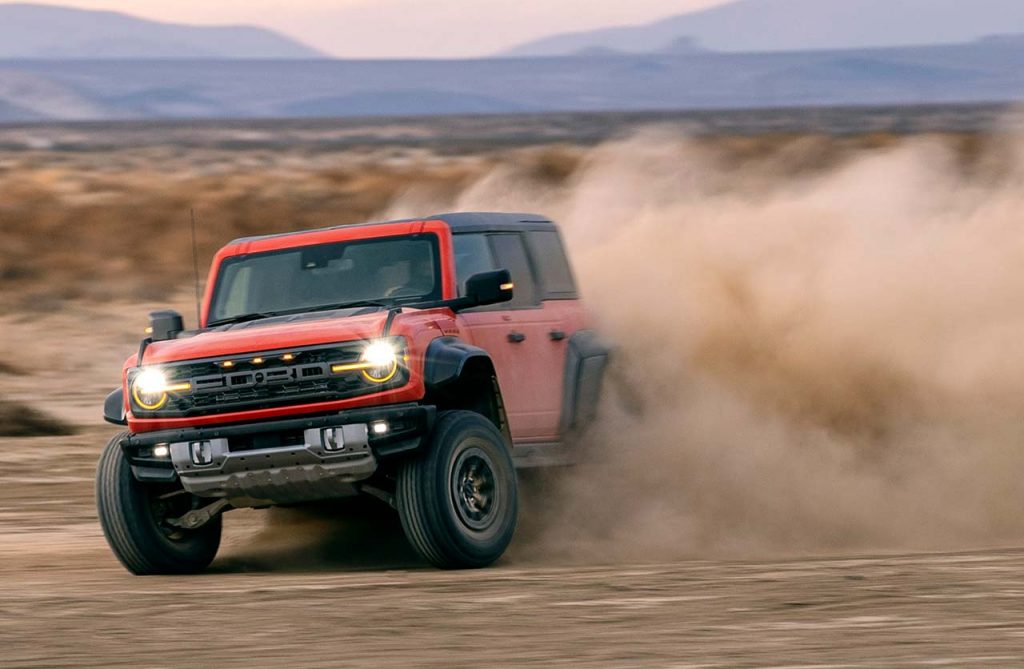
left=95, top=433, right=220, bottom=575
left=397, top=411, right=517, bottom=569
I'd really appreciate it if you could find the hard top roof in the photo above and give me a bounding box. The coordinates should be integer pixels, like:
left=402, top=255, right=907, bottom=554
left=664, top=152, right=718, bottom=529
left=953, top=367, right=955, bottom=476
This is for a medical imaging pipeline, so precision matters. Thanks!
left=228, top=212, right=556, bottom=246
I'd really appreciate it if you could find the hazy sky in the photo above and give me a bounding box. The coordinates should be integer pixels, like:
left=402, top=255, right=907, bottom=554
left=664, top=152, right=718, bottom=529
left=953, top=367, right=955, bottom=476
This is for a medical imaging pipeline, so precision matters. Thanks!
left=11, top=0, right=732, bottom=58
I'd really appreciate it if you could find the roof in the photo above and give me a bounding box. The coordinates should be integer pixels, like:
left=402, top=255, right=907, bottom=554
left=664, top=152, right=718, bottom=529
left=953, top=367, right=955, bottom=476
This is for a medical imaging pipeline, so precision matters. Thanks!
left=228, top=212, right=555, bottom=246
left=429, top=212, right=555, bottom=233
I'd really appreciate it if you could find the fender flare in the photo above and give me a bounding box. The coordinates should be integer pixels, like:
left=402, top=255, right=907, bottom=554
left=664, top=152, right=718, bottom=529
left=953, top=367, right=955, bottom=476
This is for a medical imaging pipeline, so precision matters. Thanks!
left=423, top=337, right=509, bottom=437
left=103, top=387, right=127, bottom=426
left=423, top=337, right=495, bottom=392
left=560, top=330, right=611, bottom=434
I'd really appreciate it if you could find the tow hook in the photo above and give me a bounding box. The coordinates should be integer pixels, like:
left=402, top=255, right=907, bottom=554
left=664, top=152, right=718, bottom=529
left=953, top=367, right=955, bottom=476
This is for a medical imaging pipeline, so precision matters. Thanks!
left=168, top=498, right=232, bottom=530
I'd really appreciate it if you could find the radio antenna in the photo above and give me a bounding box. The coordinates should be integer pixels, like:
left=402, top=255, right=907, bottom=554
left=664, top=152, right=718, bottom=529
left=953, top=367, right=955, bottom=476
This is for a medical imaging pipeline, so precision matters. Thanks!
left=190, top=208, right=202, bottom=326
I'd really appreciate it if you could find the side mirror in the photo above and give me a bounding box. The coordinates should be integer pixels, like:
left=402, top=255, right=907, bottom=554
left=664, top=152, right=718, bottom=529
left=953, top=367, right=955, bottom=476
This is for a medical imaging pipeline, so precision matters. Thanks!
left=460, top=270, right=515, bottom=310
left=147, top=310, right=185, bottom=341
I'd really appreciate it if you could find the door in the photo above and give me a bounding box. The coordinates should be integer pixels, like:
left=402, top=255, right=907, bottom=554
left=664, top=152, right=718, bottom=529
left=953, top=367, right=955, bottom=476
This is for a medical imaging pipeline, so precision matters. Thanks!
left=453, top=232, right=569, bottom=442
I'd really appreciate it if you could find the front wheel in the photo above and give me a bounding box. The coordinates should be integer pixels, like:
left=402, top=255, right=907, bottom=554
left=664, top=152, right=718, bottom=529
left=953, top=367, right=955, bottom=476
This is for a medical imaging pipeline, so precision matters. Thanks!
left=397, top=411, right=518, bottom=569
left=96, top=432, right=221, bottom=575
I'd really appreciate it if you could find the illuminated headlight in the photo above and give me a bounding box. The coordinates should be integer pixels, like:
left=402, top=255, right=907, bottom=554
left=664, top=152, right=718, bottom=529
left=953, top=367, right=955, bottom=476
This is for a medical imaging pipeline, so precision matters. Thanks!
left=131, top=368, right=191, bottom=410
left=359, top=340, right=399, bottom=383
left=331, top=339, right=403, bottom=383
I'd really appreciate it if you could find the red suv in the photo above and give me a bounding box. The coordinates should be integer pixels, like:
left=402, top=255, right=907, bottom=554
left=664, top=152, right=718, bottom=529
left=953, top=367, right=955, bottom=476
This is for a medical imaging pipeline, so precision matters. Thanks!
left=98, top=213, right=609, bottom=573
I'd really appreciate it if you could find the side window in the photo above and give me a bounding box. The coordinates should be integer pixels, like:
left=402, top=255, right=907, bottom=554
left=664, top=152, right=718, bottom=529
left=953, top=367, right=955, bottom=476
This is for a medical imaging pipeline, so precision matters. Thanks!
left=526, top=230, right=577, bottom=298
left=489, top=233, right=539, bottom=308
left=452, top=233, right=496, bottom=296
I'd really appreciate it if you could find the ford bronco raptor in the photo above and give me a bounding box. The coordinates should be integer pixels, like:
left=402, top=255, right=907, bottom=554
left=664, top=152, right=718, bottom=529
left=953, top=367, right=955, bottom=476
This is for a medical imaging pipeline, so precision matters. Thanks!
left=97, top=212, right=608, bottom=573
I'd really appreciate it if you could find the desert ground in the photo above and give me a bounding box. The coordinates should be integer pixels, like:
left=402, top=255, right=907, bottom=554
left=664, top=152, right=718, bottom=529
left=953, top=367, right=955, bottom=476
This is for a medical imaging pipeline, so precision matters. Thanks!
left=3, top=107, right=1024, bottom=666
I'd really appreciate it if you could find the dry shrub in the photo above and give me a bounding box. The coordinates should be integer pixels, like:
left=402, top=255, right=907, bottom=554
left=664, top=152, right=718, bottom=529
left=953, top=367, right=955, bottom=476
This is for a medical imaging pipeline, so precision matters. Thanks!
left=0, top=360, right=27, bottom=375
left=0, top=398, right=76, bottom=437
left=0, top=149, right=485, bottom=309
left=1, top=133, right=978, bottom=312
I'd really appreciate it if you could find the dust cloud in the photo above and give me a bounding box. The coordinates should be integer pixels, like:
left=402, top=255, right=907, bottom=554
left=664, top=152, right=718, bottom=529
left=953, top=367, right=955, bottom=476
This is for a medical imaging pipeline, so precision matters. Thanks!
left=388, top=127, right=1024, bottom=560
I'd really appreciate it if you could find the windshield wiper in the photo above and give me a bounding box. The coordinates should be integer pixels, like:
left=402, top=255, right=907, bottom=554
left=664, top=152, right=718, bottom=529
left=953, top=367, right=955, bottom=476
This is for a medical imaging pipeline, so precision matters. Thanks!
left=300, top=300, right=393, bottom=313
left=207, top=312, right=281, bottom=327
left=208, top=301, right=399, bottom=327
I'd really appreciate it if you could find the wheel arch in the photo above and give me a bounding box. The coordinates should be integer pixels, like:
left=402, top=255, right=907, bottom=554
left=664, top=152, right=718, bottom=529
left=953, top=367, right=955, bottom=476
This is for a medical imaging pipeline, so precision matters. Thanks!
left=423, top=337, right=510, bottom=440
left=104, top=387, right=128, bottom=426
left=560, top=329, right=611, bottom=435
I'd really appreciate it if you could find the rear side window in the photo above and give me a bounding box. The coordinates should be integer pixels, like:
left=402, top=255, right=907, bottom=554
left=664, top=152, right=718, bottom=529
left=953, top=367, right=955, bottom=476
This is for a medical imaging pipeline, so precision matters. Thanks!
left=452, top=232, right=540, bottom=309
left=489, top=234, right=539, bottom=308
left=526, top=230, right=577, bottom=298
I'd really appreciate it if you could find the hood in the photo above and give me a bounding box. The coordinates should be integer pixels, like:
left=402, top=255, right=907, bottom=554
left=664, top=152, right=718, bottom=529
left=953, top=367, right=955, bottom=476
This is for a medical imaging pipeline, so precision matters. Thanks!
left=139, top=309, right=391, bottom=366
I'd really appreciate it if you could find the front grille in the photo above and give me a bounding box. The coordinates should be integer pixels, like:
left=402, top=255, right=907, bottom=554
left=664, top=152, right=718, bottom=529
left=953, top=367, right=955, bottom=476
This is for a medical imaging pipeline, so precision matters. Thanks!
left=131, top=341, right=407, bottom=418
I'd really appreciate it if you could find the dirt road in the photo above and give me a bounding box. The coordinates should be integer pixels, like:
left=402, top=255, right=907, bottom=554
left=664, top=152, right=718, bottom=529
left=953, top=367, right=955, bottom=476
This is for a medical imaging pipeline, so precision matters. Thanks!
left=2, top=426, right=1022, bottom=668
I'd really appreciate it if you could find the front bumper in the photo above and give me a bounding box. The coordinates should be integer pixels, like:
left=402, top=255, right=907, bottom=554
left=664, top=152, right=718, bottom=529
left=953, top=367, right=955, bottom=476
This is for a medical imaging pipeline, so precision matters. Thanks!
left=121, top=403, right=434, bottom=505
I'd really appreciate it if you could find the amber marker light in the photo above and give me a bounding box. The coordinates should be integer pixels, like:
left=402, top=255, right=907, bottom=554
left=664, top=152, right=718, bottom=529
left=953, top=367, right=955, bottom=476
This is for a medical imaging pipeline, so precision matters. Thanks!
left=252, top=357, right=265, bottom=364
left=500, top=282, right=515, bottom=291
left=281, top=353, right=296, bottom=362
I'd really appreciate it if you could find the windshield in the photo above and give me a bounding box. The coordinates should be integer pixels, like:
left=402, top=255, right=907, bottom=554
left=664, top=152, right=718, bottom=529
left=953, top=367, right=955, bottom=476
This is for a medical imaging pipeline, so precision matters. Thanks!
left=208, top=234, right=441, bottom=325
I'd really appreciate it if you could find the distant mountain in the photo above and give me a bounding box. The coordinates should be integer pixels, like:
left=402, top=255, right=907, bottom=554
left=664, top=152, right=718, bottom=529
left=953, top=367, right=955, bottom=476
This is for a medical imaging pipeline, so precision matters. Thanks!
left=503, top=0, right=1024, bottom=56
left=282, top=90, right=535, bottom=117
left=0, top=3, right=323, bottom=59
left=4, top=38, right=1024, bottom=123
left=0, top=68, right=115, bottom=119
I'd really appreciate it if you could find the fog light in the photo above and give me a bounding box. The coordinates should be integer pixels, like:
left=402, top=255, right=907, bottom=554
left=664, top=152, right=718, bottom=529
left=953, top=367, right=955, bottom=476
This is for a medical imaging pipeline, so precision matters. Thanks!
left=152, top=445, right=170, bottom=458
left=371, top=421, right=389, bottom=436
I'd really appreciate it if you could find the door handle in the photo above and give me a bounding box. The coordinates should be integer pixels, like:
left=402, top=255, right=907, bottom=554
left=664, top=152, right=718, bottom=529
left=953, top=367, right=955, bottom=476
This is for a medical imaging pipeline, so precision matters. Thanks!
left=507, top=331, right=526, bottom=343
left=549, top=330, right=566, bottom=341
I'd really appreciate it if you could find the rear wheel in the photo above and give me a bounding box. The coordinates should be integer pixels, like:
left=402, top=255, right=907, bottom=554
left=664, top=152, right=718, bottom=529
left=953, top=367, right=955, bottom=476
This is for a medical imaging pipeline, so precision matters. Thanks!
left=96, top=432, right=221, bottom=575
left=397, top=411, right=518, bottom=569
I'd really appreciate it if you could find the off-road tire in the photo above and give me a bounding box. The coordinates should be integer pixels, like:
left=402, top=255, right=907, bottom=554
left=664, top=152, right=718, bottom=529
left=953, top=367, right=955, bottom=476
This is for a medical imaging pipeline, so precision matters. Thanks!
left=96, top=432, right=221, bottom=575
left=397, top=411, right=518, bottom=569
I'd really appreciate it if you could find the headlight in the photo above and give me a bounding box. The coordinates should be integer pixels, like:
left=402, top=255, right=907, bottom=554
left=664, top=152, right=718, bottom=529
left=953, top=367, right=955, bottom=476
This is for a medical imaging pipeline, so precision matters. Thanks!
left=131, top=368, right=191, bottom=410
left=330, top=339, right=402, bottom=384
left=359, top=340, right=399, bottom=383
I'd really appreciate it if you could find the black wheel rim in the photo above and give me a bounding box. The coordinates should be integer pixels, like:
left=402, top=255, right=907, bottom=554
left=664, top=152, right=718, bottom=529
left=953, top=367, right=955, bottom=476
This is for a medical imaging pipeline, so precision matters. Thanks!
left=450, top=444, right=499, bottom=532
